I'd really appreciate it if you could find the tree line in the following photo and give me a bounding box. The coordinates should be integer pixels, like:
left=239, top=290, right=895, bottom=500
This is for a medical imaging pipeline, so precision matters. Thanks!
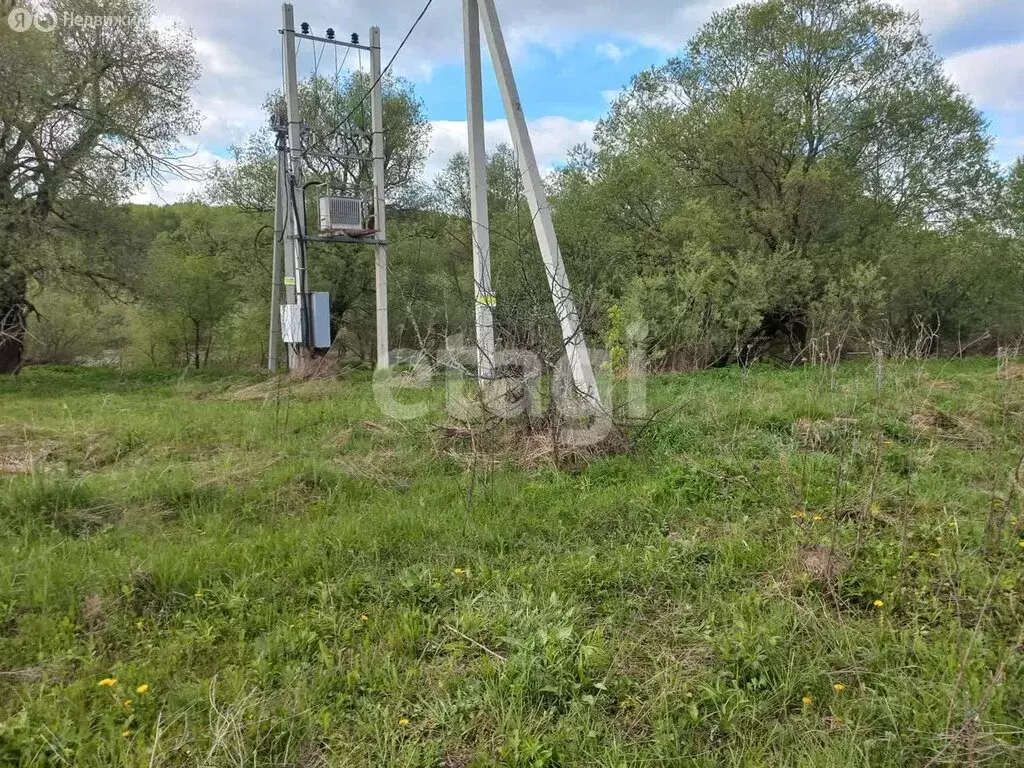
left=4, top=0, right=1024, bottom=374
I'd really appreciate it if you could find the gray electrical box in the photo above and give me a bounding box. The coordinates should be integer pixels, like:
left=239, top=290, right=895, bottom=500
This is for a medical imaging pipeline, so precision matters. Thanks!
left=311, top=292, right=331, bottom=348
left=279, top=292, right=332, bottom=348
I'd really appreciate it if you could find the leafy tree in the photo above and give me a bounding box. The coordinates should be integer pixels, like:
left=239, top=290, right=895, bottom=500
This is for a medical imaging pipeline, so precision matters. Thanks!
left=586, top=0, right=996, bottom=359
left=137, top=206, right=243, bottom=368
left=0, top=0, right=199, bottom=372
left=209, top=72, right=430, bottom=212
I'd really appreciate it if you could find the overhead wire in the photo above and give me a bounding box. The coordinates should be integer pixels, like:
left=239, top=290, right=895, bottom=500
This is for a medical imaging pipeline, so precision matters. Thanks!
left=301, top=0, right=434, bottom=160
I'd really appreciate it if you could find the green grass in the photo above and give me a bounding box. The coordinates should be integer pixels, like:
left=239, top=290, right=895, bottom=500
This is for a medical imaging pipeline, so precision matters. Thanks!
left=1, top=359, right=1023, bottom=766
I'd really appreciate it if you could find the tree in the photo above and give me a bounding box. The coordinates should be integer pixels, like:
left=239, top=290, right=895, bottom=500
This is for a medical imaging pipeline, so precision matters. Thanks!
left=209, top=72, right=430, bottom=212
left=0, top=0, right=199, bottom=372
left=137, top=206, right=243, bottom=369
left=591, top=0, right=996, bottom=358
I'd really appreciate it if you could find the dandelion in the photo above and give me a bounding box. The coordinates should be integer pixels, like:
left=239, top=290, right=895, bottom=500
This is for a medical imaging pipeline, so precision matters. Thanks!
left=359, top=614, right=369, bottom=622
left=135, top=620, right=144, bottom=630
left=1018, top=540, right=1024, bottom=549
left=812, top=515, right=823, bottom=522
left=791, top=512, right=805, bottom=520
left=801, top=695, right=812, bottom=706
left=873, top=599, right=884, bottom=608
left=398, top=717, right=410, bottom=727
left=833, top=683, right=846, bottom=692
left=121, top=730, right=132, bottom=738
left=135, top=684, right=149, bottom=695
left=122, top=699, right=133, bottom=709
left=98, top=678, right=117, bottom=687
left=453, top=568, right=465, bottom=575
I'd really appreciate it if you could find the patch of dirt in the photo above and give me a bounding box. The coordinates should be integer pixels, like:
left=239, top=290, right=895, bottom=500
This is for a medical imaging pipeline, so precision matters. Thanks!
left=909, top=406, right=987, bottom=446
left=295, top=742, right=330, bottom=768
left=0, top=427, right=60, bottom=474
left=797, top=544, right=849, bottom=583
left=435, top=421, right=634, bottom=472
left=0, top=667, right=44, bottom=684
left=793, top=417, right=858, bottom=452
left=998, top=361, right=1024, bottom=380
left=81, top=593, right=107, bottom=633
left=442, top=752, right=472, bottom=768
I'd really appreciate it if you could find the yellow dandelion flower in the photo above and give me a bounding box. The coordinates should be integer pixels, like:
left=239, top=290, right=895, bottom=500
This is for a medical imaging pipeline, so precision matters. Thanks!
left=359, top=614, right=369, bottom=622
left=398, top=717, right=410, bottom=727
left=1018, top=541, right=1024, bottom=549
left=833, top=683, right=845, bottom=692
left=791, top=512, right=805, bottom=520
left=801, top=695, right=812, bottom=706
left=135, top=620, right=144, bottom=630
left=122, top=699, right=133, bottom=710
left=873, top=599, right=884, bottom=608
left=812, top=515, right=823, bottom=522
left=121, top=729, right=132, bottom=738
left=98, top=678, right=117, bottom=687
left=453, top=568, right=465, bottom=575
left=135, top=684, right=149, bottom=695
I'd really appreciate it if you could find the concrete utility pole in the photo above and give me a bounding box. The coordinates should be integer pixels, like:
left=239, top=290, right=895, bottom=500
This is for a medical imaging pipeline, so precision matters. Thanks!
left=462, top=0, right=496, bottom=380
left=271, top=4, right=390, bottom=373
left=472, top=0, right=601, bottom=404
left=281, top=3, right=312, bottom=362
left=369, top=27, right=390, bottom=370
left=268, top=127, right=288, bottom=371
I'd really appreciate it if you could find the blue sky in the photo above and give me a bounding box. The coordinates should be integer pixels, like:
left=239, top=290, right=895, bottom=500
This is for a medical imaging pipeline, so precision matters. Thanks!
left=138, top=0, right=1024, bottom=202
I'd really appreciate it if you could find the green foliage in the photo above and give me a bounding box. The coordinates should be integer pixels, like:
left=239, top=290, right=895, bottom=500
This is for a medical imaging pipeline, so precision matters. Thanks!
left=135, top=206, right=248, bottom=368
left=0, top=0, right=200, bottom=370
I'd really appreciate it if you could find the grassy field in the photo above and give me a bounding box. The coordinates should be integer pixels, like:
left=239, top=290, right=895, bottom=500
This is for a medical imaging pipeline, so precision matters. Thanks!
left=1, top=359, right=1023, bottom=766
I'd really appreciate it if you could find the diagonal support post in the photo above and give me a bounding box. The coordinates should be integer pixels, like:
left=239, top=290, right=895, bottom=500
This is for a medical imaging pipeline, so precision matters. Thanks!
left=476, top=0, right=600, bottom=405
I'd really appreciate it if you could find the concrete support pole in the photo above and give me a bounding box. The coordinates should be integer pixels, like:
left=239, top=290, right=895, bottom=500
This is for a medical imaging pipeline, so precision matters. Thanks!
left=478, top=0, right=600, bottom=405
left=282, top=3, right=311, bottom=361
left=370, top=26, right=390, bottom=370
left=268, top=133, right=288, bottom=371
left=463, top=0, right=496, bottom=381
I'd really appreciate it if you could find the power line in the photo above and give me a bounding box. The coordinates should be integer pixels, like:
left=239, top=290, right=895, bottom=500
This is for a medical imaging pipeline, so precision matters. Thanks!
left=302, top=0, right=434, bottom=159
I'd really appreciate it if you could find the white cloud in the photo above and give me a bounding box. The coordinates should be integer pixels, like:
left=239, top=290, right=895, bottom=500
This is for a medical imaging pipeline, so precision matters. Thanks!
left=600, top=88, right=625, bottom=104
left=945, top=40, right=1024, bottom=111
left=194, top=36, right=248, bottom=77
left=893, top=0, right=1004, bottom=34
left=595, top=42, right=627, bottom=62
left=426, top=116, right=597, bottom=179
left=136, top=0, right=1023, bottom=202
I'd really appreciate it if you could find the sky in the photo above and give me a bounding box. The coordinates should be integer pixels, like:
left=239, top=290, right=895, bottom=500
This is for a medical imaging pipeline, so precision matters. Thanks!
left=135, top=0, right=1024, bottom=203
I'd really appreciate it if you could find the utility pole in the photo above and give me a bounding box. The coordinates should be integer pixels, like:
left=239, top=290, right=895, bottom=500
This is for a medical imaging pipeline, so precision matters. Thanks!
left=281, top=3, right=312, bottom=364
left=463, top=0, right=495, bottom=381
left=268, top=126, right=288, bottom=371
left=369, top=27, right=390, bottom=370
left=474, top=0, right=600, bottom=405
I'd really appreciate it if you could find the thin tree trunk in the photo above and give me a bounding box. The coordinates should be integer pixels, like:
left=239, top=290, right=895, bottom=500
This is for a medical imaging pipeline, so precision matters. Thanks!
left=193, top=321, right=201, bottom=369
left=0, top=268, right=28, bottom=374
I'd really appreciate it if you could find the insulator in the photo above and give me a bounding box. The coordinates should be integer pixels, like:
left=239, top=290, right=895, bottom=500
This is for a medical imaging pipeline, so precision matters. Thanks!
left=300, top=22, right=310, bottom=34
left=351, top=32, right=359, bottom=45
left=326, top=28, right=335, bottom=40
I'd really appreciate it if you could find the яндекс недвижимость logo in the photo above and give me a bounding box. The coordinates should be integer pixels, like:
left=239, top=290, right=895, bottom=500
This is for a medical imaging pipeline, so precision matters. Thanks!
left=8, top=5, right=135, bottom=32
